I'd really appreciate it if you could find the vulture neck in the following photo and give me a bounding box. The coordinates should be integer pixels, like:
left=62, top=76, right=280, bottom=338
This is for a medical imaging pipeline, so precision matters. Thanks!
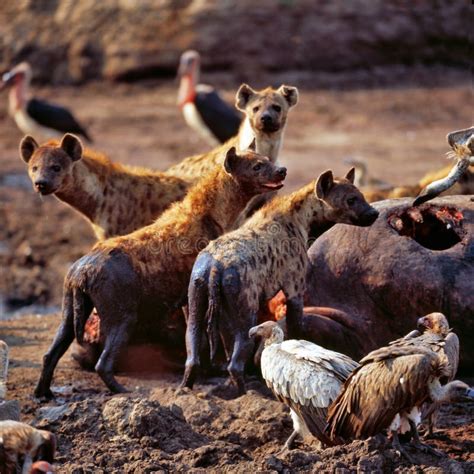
left=264, top=327, right=285, bottom=347
left=429, top=378, right=457, bottom=402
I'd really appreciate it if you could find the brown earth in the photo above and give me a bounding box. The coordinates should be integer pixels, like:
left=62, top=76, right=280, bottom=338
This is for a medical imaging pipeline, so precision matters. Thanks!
left=1, top=314, right=473, bottom=472
left=0, top=68, right=473, bottom=471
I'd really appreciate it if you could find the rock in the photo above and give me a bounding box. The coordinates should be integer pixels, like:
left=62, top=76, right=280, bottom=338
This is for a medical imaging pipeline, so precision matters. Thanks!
left=0, top=400, right=20, bottom=421
left=0, top=1, right=470, bottom=84
left=305, top=196, right=474, bottom=368
left=37, top=403, right=71, bottom=424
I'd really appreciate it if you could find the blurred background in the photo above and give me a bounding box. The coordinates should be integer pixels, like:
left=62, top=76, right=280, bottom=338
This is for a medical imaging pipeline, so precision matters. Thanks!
left=0, top=0, right=472, bottom=317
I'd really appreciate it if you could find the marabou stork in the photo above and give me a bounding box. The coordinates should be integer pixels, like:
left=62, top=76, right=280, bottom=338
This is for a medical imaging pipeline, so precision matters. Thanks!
left=177, top=50, right=241, bottom=144
left=1, top=62, right=92, bottom=142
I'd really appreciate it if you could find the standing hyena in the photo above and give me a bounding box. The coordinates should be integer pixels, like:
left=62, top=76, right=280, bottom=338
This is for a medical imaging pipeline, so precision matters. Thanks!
left=166, top=83, right=298, bottom=180
left=34, top=147, right=287, bottom=397
left=19, top=134, right=190, bottom=240
left=181, top=168, right=379, bottom=393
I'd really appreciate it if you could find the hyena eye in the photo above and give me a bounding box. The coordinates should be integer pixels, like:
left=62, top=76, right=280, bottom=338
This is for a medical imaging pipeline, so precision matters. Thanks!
left=272, top=104, right=281, bottom=112
left=347, top=197, right=357, bottom=206
left=52, top=165, right=61, bottom=172
left=32, top=166, right=38, bottom=172
left=253, top=106, right=260, bottom=113
left=253, top=164, right=262, bottom=172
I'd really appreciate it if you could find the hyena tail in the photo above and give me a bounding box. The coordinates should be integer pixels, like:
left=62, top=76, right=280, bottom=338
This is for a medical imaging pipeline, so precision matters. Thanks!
left=206, top=266, right=222, bottom=362
left=69, top=288, right=93, bottom=344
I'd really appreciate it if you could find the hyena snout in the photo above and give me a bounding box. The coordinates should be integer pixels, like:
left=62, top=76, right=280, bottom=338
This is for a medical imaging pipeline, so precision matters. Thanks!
left=276, top=167, right=287, bottom=179
left=34, top=179, right=54, bottom=195
left=356, top=206, right=379, bottom=226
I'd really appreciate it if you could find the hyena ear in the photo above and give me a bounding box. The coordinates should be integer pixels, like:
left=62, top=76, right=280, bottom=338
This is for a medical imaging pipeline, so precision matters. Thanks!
left=19, top=135, right=39, bottom=163
left=277, top=85, right=299, bottom=107
left=60, top=133, right=83, bottom=162
left=315, top=170, right=334, bottom=199
left=248, top=138, right=256, bottom=151
left=345, top=167, right=356, bottom=184
left=236, top=83, right=256, bottom=111
left=224, top=147, right=240, bottom=174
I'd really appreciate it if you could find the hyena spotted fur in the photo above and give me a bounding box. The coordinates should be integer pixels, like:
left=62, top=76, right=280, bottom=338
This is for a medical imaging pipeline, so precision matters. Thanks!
left=34, top=147, right=287, bottom=397
left=181, top=168, right=379, bottom=394
left=20, top=134, right=190, bottom=240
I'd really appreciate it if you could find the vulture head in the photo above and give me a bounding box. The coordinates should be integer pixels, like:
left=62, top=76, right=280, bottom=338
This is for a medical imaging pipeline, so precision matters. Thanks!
left=249, top=321, right=284, bottom=346
left=417, top=312, right=450, bottom=337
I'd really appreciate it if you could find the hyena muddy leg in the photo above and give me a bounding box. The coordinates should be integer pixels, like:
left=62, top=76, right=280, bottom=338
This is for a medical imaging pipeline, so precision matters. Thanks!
left=95, top=315, right=136, bottom=393
left=285, top=296, right=304, bottom=336
left=35, top=291, right=76, bottom=399
left=227, top=313, right=257, bottom=396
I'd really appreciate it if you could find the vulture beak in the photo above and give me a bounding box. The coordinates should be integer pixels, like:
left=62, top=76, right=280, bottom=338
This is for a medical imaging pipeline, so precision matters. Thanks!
left=248, top=326, right=259, bottom=338
left=466, top=387, right=474, bottom=400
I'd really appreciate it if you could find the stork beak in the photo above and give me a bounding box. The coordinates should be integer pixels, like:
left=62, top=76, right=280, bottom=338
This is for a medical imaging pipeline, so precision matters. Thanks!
left=0, top=71, right=13, bottom=91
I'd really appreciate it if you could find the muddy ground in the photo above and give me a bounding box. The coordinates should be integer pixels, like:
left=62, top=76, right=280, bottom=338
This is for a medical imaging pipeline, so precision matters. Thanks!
left=0, top=67, right=473, bottom=471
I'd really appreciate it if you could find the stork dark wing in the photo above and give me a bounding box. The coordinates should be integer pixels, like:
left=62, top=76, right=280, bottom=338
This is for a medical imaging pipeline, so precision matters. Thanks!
left=26, top=98, right=93, bottom=142
left=194, top=89, right=241, bottom=143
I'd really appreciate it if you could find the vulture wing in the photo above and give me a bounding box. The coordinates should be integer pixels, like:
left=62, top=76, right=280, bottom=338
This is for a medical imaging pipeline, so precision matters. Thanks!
left=27, top=98, right=93, bottom=142
left=195, top=85, right=242, bottom=143
left=443, top=332, right=459, bottom=381
left=327, top=348, right=445, bottom=441
left=261, top=340, right=358, bottom=445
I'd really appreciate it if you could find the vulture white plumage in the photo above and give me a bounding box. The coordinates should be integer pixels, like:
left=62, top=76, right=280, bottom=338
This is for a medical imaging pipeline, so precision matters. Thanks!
left=327, top=312, right=473, bottom=462
left=249, top=320, right=359, bottom=450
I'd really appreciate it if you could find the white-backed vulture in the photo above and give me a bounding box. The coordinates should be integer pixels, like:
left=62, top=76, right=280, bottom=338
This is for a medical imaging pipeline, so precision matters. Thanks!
left=249, top=321, right=359, bottom=450
left=0, top=421, right=55, bottom=474
left=326, top=314, right=473, bottom=462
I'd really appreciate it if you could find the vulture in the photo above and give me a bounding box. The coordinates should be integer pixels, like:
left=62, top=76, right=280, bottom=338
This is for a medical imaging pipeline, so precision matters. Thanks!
left=0, top=62, right=92, bottom=142
left=326, top=312, right=473, bottom=462
left=394, top=312, right=459, bottom=434
left=249, top=321, right=359, bottom=450
left=0, top=421, right=55, bottom=474
left=414, top=126, right=473, bottom=205
left=177, top=50, right=242, bottom=144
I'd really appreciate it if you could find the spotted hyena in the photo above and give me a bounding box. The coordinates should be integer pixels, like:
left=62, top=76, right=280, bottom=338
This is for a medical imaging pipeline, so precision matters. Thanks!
left=181, top=168, right=379, bottom=393
left=20, top=133, right=190, bottom=240
left=34, top=146, right=287, bottom=397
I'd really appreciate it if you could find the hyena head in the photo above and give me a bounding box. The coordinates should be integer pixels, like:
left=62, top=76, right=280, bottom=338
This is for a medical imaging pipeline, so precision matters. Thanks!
left=224, top=145, right=287, bottom=196
left=235, top=84, right=298, bottom=134
left=19, top=133, right=83, bottom=195
left=315, top=168, right=379, bottom=227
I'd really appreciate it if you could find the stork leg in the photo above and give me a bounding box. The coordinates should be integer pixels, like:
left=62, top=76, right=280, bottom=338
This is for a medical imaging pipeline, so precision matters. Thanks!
left=408, top=419, right=443, bottom=457
left=391, top=430, right=416, bottom=464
